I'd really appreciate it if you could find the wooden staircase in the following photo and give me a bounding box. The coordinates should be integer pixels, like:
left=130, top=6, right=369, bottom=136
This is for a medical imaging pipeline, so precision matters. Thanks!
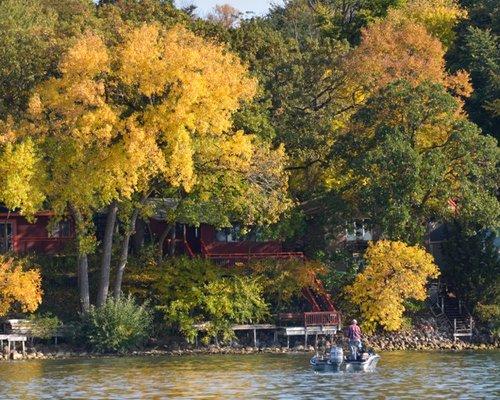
left=429, top=282, right=474, bottom=340
left=302, top=278, right=336, bottom=312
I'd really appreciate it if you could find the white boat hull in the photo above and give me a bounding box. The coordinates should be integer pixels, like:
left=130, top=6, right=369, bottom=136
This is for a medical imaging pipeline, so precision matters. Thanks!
left=310, top=354, right=380, bottom=372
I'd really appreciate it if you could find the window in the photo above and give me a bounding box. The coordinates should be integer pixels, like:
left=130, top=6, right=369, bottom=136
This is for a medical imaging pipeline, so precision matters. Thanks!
left=50, top=220, right=71, bottom=238
left=345, top=220, right=372, bottom=242
left=0, top=222, right=13, bottom=253
left=215, top=226, right=242, bottom=242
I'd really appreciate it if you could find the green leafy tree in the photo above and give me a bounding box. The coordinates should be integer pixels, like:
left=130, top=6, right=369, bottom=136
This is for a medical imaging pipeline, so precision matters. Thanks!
left=156, top=258, right=268, bottom=344
left=331, top=80, right=499, bottom=243
left=0, top=0, right=97, bottom=119
left=450, top=26, right=499, bottom=137
left=0, top=0, right=58, bottom=118
left=442, top=224, right=500, bottom=307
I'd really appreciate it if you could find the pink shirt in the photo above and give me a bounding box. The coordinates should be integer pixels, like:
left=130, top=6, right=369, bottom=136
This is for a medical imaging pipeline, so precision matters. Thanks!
left=348, top=324, right=362, bottom=340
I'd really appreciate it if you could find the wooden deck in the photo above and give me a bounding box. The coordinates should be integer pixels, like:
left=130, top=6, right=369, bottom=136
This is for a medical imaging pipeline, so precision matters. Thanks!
left=0, top=334, right=27, bottom=355
left=193, top=312, right=342, bottom=348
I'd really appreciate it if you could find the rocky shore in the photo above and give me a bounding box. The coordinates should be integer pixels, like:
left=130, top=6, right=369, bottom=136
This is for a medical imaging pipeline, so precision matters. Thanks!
left=2, top=332, right=498, bottom=361
left=364, top=330, right=498, bottom=352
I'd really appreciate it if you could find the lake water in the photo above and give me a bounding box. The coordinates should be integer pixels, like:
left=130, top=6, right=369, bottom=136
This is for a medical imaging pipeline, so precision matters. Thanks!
left=0, top=351, right=498, bottom=399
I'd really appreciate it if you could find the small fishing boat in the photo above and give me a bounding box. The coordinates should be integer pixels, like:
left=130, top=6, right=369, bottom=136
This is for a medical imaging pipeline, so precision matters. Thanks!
left=310, top=346, right=380, bottom=372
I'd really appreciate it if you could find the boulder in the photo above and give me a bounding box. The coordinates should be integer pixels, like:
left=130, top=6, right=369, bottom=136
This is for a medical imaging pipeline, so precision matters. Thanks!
left=10, top=350, right=23, bottom=360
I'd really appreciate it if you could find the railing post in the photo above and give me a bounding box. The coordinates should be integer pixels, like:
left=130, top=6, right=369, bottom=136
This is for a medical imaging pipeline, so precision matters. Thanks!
left=453, top=318, right=457, bottom=333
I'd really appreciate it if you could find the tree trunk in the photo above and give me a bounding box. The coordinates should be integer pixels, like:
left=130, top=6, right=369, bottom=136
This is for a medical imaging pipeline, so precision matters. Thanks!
left=70, top=205, right=91, bottom=312
left=158, top=223, right=174, bottom=262
left=131, top=219, right=145, bottom=254
left=78, top=253, right=90, bottom=312
left=168, top=225, right=176, bottom=256
left=113, top=208, right=139, bottom=298
left=96, top=201, right=118, bottom=307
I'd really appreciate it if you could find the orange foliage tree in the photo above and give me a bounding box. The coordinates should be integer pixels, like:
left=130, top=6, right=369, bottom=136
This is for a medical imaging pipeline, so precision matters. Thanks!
left=348, top=18, right=472, bottom=97
left=0, top=256, right=42, bottom=316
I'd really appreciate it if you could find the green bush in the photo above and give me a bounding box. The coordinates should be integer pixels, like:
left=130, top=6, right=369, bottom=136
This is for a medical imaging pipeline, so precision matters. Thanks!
left=156, top=258, right=269, bottom=344
left=28, top=313, right=62, bottom=339
left=78, top=295, right=152, bottom=353
left=475, top=303, right=500, bottom=339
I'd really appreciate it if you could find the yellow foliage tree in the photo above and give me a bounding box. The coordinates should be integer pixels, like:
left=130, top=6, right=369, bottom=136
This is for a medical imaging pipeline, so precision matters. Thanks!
left=0, top=256, right=42, bottom=316
left=0, top=135, right=46, bottom=218
left=388, top=0, right=467, bottom=48
left=346, top=240, right=440, bottom=334
left=3, top=23, right=288, bottom=309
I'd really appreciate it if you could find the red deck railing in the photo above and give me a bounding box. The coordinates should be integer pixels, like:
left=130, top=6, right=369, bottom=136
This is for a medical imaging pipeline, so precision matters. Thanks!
left=304, top=311, right=340, bottom=327
left=278, top=311, right=341, bottom=327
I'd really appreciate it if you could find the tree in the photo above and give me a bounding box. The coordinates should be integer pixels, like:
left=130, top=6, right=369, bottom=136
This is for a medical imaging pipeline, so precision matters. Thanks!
left=0, top=0, right=58, bottom=118
left=157, top=258, right=269, bottom=343
left=449, top=26, right=499, bottom=138
left=0, top=0, right=98, bottom=119
left=348, top=18, right=472, bottom=97
left=7, top=23, right=288, bottom=309
left=207, top=4, right=241, bottom=28
left=387, top=0, right=467, bottom=48
left=0, top=135, right=46, bottom=218
left=231, top=14, right=361, bottom=184
left=0, top=256, right=43, bottom=316
left=347, top=240, right=440, bottom=333
left=441, top=224, right=500, bottom=307
left=330, top=81, right=499, bottom=243
left=270, top=0, right=401, bottom=44
left=246, top=258, right=327, bottom=312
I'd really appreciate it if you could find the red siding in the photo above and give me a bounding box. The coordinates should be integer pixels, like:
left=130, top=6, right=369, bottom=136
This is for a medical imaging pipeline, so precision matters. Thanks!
left=199, top=224, right=283, bottom=254
left=0, top=213, right=73, bottom=254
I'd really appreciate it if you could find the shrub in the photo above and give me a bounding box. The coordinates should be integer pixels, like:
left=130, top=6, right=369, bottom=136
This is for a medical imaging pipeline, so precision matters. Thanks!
left=78, top=295, right=152, bottom=353
left=475, top=303, right=500, bottom=339
left=28, top=313, right=61, bottom=339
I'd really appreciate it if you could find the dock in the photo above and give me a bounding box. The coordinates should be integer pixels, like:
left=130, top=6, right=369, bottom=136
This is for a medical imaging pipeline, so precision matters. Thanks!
left=194, top=311, right=342, bottom=348
left=0, top=334, right=27, bottom=355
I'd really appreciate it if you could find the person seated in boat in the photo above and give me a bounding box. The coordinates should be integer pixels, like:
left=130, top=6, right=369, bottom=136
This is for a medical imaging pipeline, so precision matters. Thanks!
left=347, top=319, right=362, bottom=360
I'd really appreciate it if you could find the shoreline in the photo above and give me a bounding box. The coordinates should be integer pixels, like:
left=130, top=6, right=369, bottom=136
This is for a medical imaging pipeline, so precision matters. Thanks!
left=2, top=338, right=498, bottom=362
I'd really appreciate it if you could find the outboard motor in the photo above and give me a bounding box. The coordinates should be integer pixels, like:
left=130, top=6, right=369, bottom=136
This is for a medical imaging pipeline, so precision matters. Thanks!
left=329, top=346, right=344, bottom=368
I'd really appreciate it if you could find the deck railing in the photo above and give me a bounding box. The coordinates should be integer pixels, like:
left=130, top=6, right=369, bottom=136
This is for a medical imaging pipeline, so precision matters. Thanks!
left=304, top=311, right=340, bottom=327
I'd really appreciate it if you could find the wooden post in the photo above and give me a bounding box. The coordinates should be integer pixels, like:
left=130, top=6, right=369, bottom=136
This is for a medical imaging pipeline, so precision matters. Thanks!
left=287, top=336, right=290, bottom=349
left=304, top=331, right=308, bottom=347
left=454, top=318, right=457, bottom=333
left=441, top=297, right=444, bottom=312
left=253, top=329, right=257, bottom=348
left=273, top=330, right=278, bottom=344
left=314, top=334, right=318, bottom=350
left=22, top=340, right=25, bottom=356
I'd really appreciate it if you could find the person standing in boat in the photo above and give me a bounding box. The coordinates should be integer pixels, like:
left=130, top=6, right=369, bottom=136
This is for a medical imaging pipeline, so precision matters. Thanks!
left=347, top=319, right=362, bottom=360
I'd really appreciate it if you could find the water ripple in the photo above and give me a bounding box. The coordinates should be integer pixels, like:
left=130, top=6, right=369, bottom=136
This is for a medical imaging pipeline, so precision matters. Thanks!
left=0, top=351, right=498, bottom=399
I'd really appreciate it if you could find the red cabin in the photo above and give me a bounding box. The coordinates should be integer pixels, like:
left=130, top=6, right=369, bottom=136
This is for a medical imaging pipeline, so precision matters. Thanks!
left=0, top=209, right=299, bottom=262
left=0, top=209, right=73, bottom=254
left=0, top=208, right=338, bottom=321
